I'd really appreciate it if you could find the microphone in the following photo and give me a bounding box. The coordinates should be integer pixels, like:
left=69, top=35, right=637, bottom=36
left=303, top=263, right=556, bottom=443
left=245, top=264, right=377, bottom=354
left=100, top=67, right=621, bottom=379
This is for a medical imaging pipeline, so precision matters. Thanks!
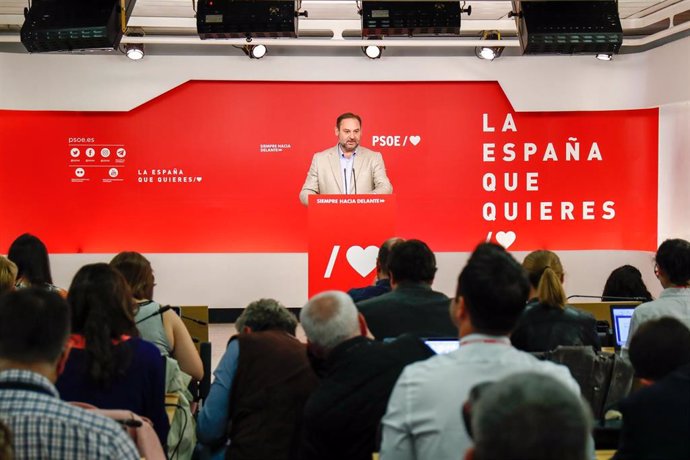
left=567, top=295, right=648, bottom=302
left=352, top=167, right=357, bottom=194
left=135, top=305, right=172, bottom=324
left=343, top=168, right=348, bottom=194
left=180, top=315, right=208, bottom=326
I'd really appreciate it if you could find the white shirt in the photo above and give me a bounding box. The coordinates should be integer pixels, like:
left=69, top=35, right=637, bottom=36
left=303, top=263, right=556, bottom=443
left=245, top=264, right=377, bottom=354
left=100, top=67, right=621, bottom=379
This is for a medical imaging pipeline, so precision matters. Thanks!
left=623, top=287, right=690, bottom=355
left=379, top=333, right=581, bottom=460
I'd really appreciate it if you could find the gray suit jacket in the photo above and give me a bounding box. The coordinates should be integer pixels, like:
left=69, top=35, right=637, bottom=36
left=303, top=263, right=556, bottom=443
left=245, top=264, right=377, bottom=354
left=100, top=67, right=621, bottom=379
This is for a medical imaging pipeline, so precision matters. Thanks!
left=299, top=146, right=393, bottom=205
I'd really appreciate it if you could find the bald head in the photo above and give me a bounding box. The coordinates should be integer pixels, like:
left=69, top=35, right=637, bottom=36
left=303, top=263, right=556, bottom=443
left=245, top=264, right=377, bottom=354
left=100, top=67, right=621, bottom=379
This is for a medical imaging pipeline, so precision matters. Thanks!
left=300, top=291, right=360, bottom=351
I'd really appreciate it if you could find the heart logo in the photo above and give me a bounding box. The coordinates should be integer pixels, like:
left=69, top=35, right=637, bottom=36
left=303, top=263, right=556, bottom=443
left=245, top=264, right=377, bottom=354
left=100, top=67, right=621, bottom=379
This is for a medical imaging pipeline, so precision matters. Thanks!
left=346, top=245, right=378, bottom=277
left=409, top=135, right=421, bottom=146
left=496, top=231, right=516, bottom=249
left=196, top=177, right=203, bottom=182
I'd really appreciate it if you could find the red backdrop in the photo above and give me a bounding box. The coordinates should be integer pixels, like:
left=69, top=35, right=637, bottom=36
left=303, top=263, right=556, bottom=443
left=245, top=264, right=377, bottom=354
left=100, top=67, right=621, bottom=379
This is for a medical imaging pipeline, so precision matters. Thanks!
left=0, top=81, right=658, bottom=253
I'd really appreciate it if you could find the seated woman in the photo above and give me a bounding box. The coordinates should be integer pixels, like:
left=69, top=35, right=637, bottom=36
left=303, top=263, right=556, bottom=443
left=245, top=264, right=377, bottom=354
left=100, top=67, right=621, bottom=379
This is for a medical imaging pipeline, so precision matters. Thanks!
left=7, top=233, right=66, bottom=297
left=110, top=251, right=203, bottom=382
left=55, top=263, right=169, bottom=444
left=511, top=250, right=600, bottom=352
left=602, top=265, right=653, bottom=302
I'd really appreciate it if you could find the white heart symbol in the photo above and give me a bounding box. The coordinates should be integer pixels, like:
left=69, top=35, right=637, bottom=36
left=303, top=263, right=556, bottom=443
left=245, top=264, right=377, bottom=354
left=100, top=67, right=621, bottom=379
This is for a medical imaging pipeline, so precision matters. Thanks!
left=346, top=245, right=378, bottom=277
left=196, top=177, right=203, bottom=182
left=409, top=135, right=421, bottom=146
left=496, top=231, right=516, bottom=249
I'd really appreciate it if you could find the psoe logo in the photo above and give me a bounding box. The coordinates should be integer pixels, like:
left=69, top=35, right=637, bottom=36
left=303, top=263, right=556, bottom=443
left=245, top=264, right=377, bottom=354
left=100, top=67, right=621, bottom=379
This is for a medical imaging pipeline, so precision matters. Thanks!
left=371, top=135, right=422, bottom=147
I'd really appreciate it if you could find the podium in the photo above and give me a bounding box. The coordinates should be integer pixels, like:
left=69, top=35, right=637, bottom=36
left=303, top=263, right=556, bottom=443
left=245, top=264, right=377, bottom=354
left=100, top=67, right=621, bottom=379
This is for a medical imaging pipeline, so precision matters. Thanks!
left=308, top=194, right=396, bottom=297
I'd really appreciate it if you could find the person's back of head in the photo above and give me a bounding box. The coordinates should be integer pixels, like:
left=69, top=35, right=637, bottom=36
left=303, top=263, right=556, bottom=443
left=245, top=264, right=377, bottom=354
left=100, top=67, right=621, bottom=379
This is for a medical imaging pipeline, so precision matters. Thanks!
left=300, top=291, right=360, bottom=353
left=110, top=251, right=155, bottom=300
left=388, top=239, right=437, bottom=285
left=377, top=237, right=404, bottom=278
left=0, top=256, right=18, bottom=295
left=655, top=238, right=690, bottom=287
left=0, top=288, right=69, bottom=369
left=468, top=372, right=592, bottom=460
left=602, top=265, right=653, bottom=302
left=522, top=250, right=566, bottom=308
left=7, top=233, right=53, bottom=287
left=67, top=263, right=138, bottom=387
left=235, top=298, right=298, bottom=335
left=628, top=316, right=690, bottom=381
left=456, top=243, right=530, bottom=335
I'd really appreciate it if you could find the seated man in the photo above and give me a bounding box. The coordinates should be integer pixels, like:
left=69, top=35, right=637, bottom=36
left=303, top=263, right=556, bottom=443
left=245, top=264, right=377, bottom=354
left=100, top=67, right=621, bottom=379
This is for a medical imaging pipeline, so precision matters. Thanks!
left=196, top=299, right=317, bottom=460
left=0, top=289, right=139, bottom=459
left=348, top=237, right=403, bottom=303
left=299, top=290, right=434, bottom=460
left=379, top=243, right=581, bottom=460
left=357, top=239, right=455, bottom=339
left=614, top=317, right=690, bottom=460
left=465, top=372, right=592, bottom=460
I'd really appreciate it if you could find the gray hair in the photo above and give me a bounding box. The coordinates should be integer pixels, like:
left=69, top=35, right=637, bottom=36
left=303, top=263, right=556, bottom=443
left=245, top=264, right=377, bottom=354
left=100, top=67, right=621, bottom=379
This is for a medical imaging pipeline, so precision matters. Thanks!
left=300, top=290, right=359, bottom=351
left=235, top=298, right=297, bottom=335
left=472, top=372, right=592, bottom=460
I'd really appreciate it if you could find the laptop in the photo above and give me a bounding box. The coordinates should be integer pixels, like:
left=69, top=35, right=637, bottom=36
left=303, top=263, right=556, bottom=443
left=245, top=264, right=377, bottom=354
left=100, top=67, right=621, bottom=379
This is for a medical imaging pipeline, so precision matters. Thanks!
left=610, top=305, right=636, bottom=349
left=423, top=338, right=460, bottom=355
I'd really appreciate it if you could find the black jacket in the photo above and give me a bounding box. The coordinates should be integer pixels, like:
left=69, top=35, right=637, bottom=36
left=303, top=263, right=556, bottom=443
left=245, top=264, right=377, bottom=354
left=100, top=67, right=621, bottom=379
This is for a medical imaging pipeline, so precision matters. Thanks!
left=300, top=334, right=434, bottom=460
left=511, top=300, right=601, bottom=352
left=356, top=282, right=455, bottom=340
left=614, top=363, right=690, bottom=460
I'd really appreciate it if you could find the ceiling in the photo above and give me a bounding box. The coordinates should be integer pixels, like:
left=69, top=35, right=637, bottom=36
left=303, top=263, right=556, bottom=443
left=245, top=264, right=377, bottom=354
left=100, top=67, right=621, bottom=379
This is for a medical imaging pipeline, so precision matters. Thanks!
left=1, top=0, right=689, bottom=56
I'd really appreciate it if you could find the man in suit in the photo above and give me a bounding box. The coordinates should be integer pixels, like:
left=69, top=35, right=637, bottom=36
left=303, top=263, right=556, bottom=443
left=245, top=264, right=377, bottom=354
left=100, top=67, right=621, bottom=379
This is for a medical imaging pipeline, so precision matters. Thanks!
left=357, top=239, right=456, bottom=340
left=614, top=317, right=690, bottom=460
left=299, top=112, right=393, bottom=205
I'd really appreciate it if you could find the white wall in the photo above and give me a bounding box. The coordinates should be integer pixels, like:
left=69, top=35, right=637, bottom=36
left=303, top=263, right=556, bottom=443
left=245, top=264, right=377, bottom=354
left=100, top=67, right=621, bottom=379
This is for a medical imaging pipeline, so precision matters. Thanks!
left=4, top=37, right=690, bottom=311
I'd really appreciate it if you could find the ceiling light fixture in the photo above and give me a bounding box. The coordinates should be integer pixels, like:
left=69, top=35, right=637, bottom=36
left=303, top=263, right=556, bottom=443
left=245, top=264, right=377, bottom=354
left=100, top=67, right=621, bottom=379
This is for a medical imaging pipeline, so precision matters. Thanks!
left=125, top=43, right=144, bottom=60
left=475, top=30, right=503, bottom=61
left=243, top=44, right=267, bottom=59
left=363, top=45, right=383, bottom=59
left=596, top=53, right=613, bottom=61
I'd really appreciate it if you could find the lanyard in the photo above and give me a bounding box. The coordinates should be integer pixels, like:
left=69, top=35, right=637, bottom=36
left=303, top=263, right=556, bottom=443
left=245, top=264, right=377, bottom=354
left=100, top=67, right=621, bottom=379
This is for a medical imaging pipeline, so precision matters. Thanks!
left=459, top=338, right=510, bottom=347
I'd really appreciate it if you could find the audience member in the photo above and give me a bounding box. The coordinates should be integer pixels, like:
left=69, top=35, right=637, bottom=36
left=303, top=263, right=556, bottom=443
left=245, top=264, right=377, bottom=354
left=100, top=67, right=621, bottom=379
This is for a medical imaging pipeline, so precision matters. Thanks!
left=7, top=233, right=66, bottom=297
left=110, top=251, right=203, bottom=381
left=299, top=291, right=433, bottom=460
left=0, top=256, right=17, bottom=295
left=348, top=237, right=404, bottom=303
left=614, top=317, right=690, bottom=459
left=55, top=263, right=169, bottom=444
left=511, top=249, right=600, bottom=352
left=465, top=372, right=592, bottom=460
left=623, top=238, right=690, bottom=354
left=602, top=265, right=653, bottom=302
left=379, top=243, right=581, bottom=460
left=357, top=239, right=455, bottom=339
left=0, top=289, right=139, bottom=459
left=196, top=299, right=317, bottom=460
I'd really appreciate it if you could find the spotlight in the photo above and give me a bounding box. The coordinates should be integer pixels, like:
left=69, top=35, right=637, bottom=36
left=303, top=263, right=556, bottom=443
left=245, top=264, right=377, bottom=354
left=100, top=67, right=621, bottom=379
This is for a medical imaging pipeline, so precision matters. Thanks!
left=475, top=30, right=504, bottom=61
left=243, top=44, right=267, bottom=59
left=363, top=45, right=383, bottom=59
left=125, top=43, right=144, bottom=60
left=596, top=53, right=613, bottom=61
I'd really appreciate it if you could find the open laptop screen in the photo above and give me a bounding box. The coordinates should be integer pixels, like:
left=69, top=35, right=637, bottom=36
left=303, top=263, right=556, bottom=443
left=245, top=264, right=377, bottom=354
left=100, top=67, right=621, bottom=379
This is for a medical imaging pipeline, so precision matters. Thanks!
left=611, top=306, right=636, bottom=348
left=424, top=338, right=460, bottom=355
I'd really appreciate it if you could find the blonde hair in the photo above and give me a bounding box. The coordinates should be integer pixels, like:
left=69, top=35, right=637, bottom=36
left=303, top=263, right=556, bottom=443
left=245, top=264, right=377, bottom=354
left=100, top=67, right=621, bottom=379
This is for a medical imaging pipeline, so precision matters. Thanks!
left=0, top=256, right=18, bottom=294
left=522, top=250, right=566, bottom=309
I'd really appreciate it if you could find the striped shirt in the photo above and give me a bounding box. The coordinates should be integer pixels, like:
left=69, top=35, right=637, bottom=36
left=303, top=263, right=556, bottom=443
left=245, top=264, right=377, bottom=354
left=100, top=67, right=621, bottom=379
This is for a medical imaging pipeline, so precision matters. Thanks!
left=0, top=369, right=139, bottom=459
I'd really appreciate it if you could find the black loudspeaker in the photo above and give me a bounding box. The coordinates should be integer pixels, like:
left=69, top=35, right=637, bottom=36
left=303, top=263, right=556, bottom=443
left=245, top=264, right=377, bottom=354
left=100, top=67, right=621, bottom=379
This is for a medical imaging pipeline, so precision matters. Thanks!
left=197, top=1, right=298, bottom=39
left=361, top=1, right=461, bottom=38
left=20, top=0, right=137, bottom=53
left=512, top=0, right=623, bottom=54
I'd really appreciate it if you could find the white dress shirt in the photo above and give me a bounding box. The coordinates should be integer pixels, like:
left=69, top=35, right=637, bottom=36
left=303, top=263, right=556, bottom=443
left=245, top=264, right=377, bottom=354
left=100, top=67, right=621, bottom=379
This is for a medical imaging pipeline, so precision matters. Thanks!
left=379, top=333, right=581, bottom=460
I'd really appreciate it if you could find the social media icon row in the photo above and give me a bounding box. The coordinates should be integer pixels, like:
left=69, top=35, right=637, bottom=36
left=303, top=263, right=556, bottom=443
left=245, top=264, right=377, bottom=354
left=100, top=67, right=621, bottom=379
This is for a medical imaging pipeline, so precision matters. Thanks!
left=70, top=147, right=126, bottom=158
left=73, top=168, right=119, bottom=178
